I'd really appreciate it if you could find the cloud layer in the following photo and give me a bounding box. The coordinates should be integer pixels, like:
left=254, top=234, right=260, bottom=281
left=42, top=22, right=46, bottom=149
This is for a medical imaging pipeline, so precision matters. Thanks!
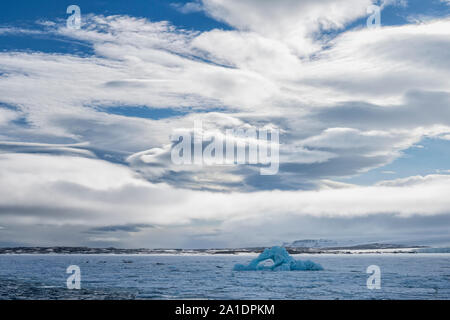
left=0, top=0, right=449, bottom=247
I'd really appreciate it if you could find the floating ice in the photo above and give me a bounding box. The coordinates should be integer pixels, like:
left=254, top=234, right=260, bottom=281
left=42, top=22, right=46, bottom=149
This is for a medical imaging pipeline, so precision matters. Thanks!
left=233, top=246, right=323, bottom=271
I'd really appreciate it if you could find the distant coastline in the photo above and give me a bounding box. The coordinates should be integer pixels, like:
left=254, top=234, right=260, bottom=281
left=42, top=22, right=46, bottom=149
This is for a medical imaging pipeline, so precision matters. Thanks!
left=0, top=243, right=441, bottom=255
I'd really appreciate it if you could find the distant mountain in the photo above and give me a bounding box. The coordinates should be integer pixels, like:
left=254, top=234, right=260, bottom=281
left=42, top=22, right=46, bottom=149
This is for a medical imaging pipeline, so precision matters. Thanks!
left=282, top=239, right=429, bottom=251
left=282, top=239, right=338, bottom=248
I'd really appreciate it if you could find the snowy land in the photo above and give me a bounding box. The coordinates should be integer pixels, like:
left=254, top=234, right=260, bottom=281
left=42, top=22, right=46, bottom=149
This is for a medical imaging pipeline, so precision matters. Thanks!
left=1, top=240, right=447, bottom=255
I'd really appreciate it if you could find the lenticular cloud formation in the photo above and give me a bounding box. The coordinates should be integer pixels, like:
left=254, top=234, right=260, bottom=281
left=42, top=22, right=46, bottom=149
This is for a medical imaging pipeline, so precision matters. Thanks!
left=233, top=246, right=323, bottom=271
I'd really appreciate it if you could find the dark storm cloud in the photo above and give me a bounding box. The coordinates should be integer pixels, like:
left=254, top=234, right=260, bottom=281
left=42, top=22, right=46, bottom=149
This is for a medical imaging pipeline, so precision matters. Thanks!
left=312, top=90, right=450, bottom=130
left=87, top=223, right=154, bottom=233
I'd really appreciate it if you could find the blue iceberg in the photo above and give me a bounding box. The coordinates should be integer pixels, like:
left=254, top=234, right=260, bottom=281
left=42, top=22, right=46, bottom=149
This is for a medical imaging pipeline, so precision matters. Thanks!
left=233, top=246, right=323, bottom=271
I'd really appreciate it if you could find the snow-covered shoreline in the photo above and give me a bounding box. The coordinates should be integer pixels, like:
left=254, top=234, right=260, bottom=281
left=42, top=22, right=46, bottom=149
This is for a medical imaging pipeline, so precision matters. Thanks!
left=1, top=245, right=448, bottom=255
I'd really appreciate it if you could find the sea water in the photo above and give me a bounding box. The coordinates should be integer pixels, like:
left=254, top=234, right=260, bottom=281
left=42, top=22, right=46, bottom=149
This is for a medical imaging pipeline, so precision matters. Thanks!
left=0, top=253, right=448, bottom=299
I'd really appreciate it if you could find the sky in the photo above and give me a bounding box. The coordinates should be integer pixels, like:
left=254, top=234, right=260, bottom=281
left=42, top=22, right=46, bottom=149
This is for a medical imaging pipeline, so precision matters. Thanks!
left=0, top=0, right=449, bottom=248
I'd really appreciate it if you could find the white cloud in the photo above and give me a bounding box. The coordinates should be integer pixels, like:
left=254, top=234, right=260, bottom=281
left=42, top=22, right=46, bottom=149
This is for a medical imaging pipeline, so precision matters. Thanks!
left=171, top=1, right=204, bottom=14
left=201, top=0, right=375, bottom=56
left=1, top=2, right=450, bottom=246
left=300, top=128, right=421, bottom=156
left=88, top=236, right=121, bottom=242
left=0, top=154, right=449, bottom=222
left=0, top=108, right=18, bottom=126
left=0, top=153, right=449, bottom=246
left=1, top=14, right=450, bottom=190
